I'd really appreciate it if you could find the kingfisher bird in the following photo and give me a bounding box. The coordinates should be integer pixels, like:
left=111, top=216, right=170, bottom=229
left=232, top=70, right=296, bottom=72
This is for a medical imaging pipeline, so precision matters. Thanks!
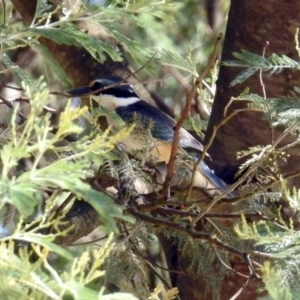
left=68, top=76, right=232, bottom=198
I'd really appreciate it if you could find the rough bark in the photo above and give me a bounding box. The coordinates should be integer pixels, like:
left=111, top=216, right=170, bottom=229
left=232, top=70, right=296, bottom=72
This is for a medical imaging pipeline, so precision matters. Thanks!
left=206, top=0, right=300, bottom=187
left=174, top=1, right=300, bottom=299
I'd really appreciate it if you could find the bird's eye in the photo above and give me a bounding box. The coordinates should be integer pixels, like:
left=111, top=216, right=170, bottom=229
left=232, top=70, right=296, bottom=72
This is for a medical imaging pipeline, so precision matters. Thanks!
left=88, top=80, right=105, bottom=93
left=89, top=80, right=99, bottom=88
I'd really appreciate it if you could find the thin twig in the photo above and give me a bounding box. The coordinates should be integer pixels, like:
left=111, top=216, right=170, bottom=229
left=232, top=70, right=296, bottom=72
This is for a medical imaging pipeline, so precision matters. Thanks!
left=272, top=120, right=300, bottom=148
left=1, top=84, right=23, bottom=91
left=228, top=254, right=261, bottom=300
left=192, top=158, right=300, bottom=224
left=129, top=50, right=158, bottom=78
left=190, top=109, right=300, bottom=224
left=279, top=139, right=300, bottom=152
left=126, top=205, right=243, bottom=257
left=122, top=222, right=173, bottom=291
left=145, top=261, right=188, bottom=275
left=260, top=42, right=269, bottom=105
left=0, top=94, right=27, bottom=122
left=222, top=169, right=300, bottom=204
left=187, top=108, right=254, bottom=203
left=0, top=96, right=57, bottom=113
left=228, top=275, right=253, bottom=300
left=162, top=33, right=224, bottom=199
left=127, top=205, right=267, bottom=282
left=259, top=41, right=274, bottom=144
left=143, top=206, right=272, bottom=222
left=212, top=247, right=249, bottom=279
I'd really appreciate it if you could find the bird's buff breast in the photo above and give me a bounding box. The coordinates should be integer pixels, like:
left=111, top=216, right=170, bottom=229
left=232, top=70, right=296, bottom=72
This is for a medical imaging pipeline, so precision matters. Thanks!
left=117, top=132, right=173, bottom=163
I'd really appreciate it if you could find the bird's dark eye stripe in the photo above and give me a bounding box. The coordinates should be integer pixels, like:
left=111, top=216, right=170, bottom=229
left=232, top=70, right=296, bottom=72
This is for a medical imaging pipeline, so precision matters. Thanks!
left=102, top=87, right=136, bottom=98
left=86, top=78, right=138, bottom=98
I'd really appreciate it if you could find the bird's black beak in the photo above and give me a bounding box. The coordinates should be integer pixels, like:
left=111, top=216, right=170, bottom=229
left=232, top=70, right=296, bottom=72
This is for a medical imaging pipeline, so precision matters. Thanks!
left=68, top=86, right=93, bottom=97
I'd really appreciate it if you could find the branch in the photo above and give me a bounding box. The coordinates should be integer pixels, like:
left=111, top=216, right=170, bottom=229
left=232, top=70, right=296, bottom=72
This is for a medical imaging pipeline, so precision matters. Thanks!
left=0, top=94, right=27, bottom=122
left=162, top=33, right=224, bottom=198
left=126, top=205, right=243, bottom=256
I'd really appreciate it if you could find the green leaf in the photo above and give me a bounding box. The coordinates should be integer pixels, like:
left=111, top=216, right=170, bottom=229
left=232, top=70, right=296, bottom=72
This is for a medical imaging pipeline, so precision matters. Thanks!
left=224, top=50, right=300, bottom=86
left=111, top=29, right=155, bottom=67
left=88, top=5, right=144, bottom=27
left=49, top=177, right=126, bottom=232
left=15, top=234, right=74, bottom=260
left=1, top=53, right=34, bottom=86
left=262, top=261, right=294, bottom=300
left=158, top=49, right=198, bottom=76
left=0, top=178, right=41, bottom=218
left=230, top=67, right=257, bottom=86
left=9, top=182, right=42, bottom=218
left=67, top=281, right=99, bottom=300
left=30, top=160, right=130, bottom=231
left=29, top=24, right=123, bottom=62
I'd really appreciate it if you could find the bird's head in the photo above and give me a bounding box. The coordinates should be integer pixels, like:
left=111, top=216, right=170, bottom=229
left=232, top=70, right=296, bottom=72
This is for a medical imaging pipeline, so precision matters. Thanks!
left=68, top=76, right=140, bottom=108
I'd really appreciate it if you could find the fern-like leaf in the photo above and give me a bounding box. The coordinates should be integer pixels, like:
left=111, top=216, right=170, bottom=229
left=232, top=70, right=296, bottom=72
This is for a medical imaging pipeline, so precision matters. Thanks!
left=224, top=50, right=300, bottom=86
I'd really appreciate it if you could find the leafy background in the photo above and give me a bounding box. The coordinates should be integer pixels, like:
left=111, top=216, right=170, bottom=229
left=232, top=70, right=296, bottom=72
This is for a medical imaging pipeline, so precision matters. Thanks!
left=4, top=0, right=300, bottom=299
left=0, top=1, right=232, bottom=299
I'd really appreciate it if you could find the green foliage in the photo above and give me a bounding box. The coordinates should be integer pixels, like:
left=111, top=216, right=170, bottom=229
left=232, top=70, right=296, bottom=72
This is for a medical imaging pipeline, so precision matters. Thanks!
left=157, top=49, right=198, bottom=76
left=30, top=25, right=123, bottom=62
left=260, top=261, right=299, bottom=300
left=0, top=235, right=140, bottom=300
left=224, top=50, right=300, bottom=86
left=0, top=78, right=126, bottom=228
left=225, top=45, right=300, bottom=298
left=0, top=74, right=135, bottom=297
left=0, top=1, right=201, bottom=297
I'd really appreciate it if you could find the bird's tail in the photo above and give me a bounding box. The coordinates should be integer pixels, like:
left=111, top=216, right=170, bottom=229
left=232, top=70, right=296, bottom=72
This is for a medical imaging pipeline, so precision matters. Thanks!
left=155, top=161, right=236, bottom=198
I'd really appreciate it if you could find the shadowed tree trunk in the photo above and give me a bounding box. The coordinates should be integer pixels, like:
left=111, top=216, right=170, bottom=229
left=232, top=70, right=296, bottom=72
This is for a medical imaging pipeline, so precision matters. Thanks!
left=175, top=1, right=300, bottom=299
left=206, top=0, right=300, bottom=187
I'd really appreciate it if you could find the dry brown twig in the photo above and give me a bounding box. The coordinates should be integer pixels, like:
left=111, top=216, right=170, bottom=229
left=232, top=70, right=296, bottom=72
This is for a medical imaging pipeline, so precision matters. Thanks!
left=0, top=94, right=27, bottom=122
left=162, top=33, right=224, bottom=199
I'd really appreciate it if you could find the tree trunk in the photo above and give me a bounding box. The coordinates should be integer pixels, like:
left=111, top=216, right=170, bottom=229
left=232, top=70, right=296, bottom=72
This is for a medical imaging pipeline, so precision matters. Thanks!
left=206, top=0, right=300, bottom=187
left=175, top=1, right=300, bottom=299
